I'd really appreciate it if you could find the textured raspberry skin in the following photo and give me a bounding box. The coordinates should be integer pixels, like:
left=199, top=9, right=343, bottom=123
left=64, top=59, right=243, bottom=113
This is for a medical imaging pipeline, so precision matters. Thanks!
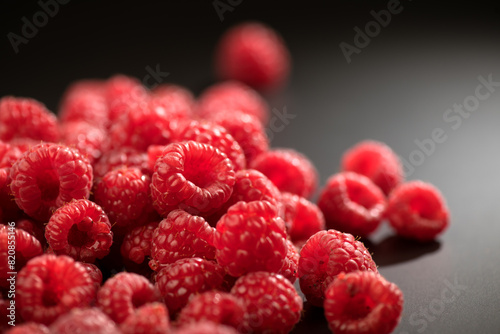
left=341, top=140, right=403, bottom=195
left=150, top=141, right=235, bottom=217
left=155, top=257, right=225, bottom=313
left=386, top=181, right=449, bottom=241
left=14, top=218, right=45, bottom=245
left=175, top=321, right=239, bottom=334
left=197, top=81, right=269, bottom=124
left=178, top=291, right=245, bottom=329
left=215, top=23, right=290, bottom=91
left=9, top=143, right=93, bottom=222
left=149, top=210, right=216, bottom=271
left=318, top=172, right=387, bottom=238
left=147, top=145, right=166, bottom=172
left=94, top=147, right=149, bottom=178
left=324, top=271, right=404, bottom=334
left=0, top=225, right=43, bottom=288
left=279, top=239, right=300, bottom=284
left=298, top=230, right=378, bottom=307
left=97, top=272, right=160, bottom=324
left=214, top=200, right=287, bottom=277
left=80, top=262, right=103, bottom=291
left=59, top=88, right=109, bottom=127
left=231, top=271, right=303, bottom=333
left=0, top=96, right=60, bottom=143
left=121, top=221, right=159, bottom=264
left=17, top=254, right=97, bottom=325
left=60, top=121, right=108, bottom=165
left=250, top=149, right=318, bottom=198
left=281, top=192, right=325, bottom=244
left=45, top=199, right=113, bottom=263
left=120, top=302, right=170, bottom=334
left=49, top=308, right=119, bottom=334
left=178, top=120, right=246, bottom=170
left=94, top=167, right=154, bottom=227
left=210, top=111, right=269, bottom=164
left=5, top=323, right=50, bottom=334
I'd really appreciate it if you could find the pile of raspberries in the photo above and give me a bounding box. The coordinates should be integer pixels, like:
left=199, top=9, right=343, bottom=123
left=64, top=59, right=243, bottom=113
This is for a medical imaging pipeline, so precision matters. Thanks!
left=0, top=22, right=449, bottom=334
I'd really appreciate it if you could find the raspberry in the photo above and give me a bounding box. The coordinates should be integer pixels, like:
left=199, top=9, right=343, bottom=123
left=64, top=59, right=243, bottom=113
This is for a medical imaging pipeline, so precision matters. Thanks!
left=178, top=120, right=246, bottom=170
left=147, top=145, right=166, bottom=172
left=151, top=84, right=195, bottom=120
left=80, top=262, right=103, bottom=292
left=324, top=271, right=403, bottom=334
left=60, top=79, right=105, bottom=103
left=250, top=149, right=318, bottom=198
left=197, top=81, right=269, bottom=124
left=49, top=308, right=119, bottom=334
left=9, top=143, right=93, bottom=222
left=0, top=225, right=43, bottom=288
left=177, top=291, right=246, bottom=329
left=386, top=181, right=449, bottom=241
left=5, top=323, right=50, bottom=334
left=59, top=89, right=109, bottom=127
left=150, top=141, right=235, bottom=217
left=231, top=271, right=303, bottom=333
left=120, top=302, right=170, bottom=334
left=214, top=200, right=287, bottom=277
left=298, top=230, right=378, bottom=307
left=104, top=74, right=147, bottom=108
left=14, top=218, right=45, bottom=244
left=215, top=22, right=290, bottom=91
left=210, top=111, right=269, bottom=164
left=94, top=147, right=149, bottom=178
left=60, top=121, right=108, bottom=165
left=149, top=210, right=216, bottom=270
left=94, top=167, right=154, bottom=227
left=280, top=192, right=325, bottom=244
left=97, top=272, right=160, bottom=323
left=175, top=322, right=239, bottom=334
left=155, top=257, right=225, bottom=313
left=278, top=239, right=299, bottom=283
left=0, top=96, right=60, bottom=143
left=121, top=221, right=159, bottom=264
left=341, top=140, right=403, bottom=195
left=318, top=172, right=386, bottom=238
left=17, top=254, right=97, bottom=324
left=45, top=199, right=113, bottom=263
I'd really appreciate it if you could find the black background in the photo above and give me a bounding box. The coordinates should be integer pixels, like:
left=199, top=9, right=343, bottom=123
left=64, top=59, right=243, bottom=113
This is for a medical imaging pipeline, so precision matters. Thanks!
left=2, top=1, right=500, bottom=333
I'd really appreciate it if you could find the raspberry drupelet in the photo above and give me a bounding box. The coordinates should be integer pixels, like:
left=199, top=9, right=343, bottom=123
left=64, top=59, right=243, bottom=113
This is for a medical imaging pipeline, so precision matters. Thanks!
left=121, top=220, right=159, bottom=265
left=324, top=271, right=404, bottom=334
left=45, top=199, right=113, bottom=263
left=120, top=302, right=170, bottom=334
left=278, top=239, right=300, bottom=283
left=16, top=254, right=97, bottom=325
left=386, top=181, right=449, bottom=241
left=318, top=172, right=386, bottom=238
left=93, top=147, right=150, bottom=178
left=97, top=272, right=160, bottom=324
left=150, top=141, right=235, bottom=217
left=49, top=308, right=119, bottom=334
left=298, top=229, right=378, bottom=307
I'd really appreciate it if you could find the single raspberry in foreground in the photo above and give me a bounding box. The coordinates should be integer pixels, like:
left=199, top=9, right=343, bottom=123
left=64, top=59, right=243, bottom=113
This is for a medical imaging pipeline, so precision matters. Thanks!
left=120, top=302, right=170, bottom=334
left=49, top=308, right=119, bottom=334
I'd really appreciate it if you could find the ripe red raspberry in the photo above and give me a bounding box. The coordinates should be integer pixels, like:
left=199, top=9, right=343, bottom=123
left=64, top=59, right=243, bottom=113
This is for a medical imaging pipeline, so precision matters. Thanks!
left=324, top=271, right=404, bottom=334
left=215, top=23, right=291, bottom=91
left=175, top=322, right=239, bottom=334
left=149, top=210, right=216, bottom=271
left=0, top=225, right=43, bottom=288
left=280, top=192, right=325, bottom=245
left=341, top=140, right=403, bottom=195
left=17, top=254, right=97, bottom=325
left=5, top=323, right=50, bottom=334
left=318, top=172, right=386, bottom=238
left=94, top=167, right=154, bottom=227
left=80, top=262, right=103, bottom=291
left=155, top=257, right=225, bottom=313
left=60, top=79, right=105, bottom=103
left=94, top=147, right=149, bottom=178
left=386, top=181, right=449, bottom=241
left=197, top=81, right=269, bottom=124
left=121, top=221, right=159, bottom=264
left=250, top=149, right=318, bottom=198
left=278, top=239, right=299, bottom=284
left=151, top=84, right=195, bottom=120
left=147, top=145, right=166, bottom=172
left=104, top=74, right=147, bottom=107
left=14, top=218, right=45, bottom=244
left=150, top=141, right=235, bottom=217
left=60, top=121, right=108, bottom=165
left=97, top=272, right=160, bottom=323
left=177, top=291, right=246, bottom=329
left=9, top=143, right=93, bottom=222
left=209, top=111, right=269, bottom=164
left=0, top=96, right=60, bottom=143
left=45, top=199, right=113, bottom=263
left=178, top=120, right=246, bottom=170
left=298, top=230, right=378, bottom=307
left=120, top=302, right=170, bottom=334
left=214, top=200, right=287, bottom=277
left=59, top=89, right=109, bottom=127
left=231, top=271, right=303, bottom=333
left=49, top=308, right=119, bottom=334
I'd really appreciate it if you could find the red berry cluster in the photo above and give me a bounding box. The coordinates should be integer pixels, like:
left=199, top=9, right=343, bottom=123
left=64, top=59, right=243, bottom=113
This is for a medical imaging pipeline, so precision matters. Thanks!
left=0, top=21, right=449, bottom=334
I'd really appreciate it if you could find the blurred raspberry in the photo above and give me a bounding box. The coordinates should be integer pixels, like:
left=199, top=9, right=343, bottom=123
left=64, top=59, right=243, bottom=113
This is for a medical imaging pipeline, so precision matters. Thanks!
left=175, top=321, right=239, bottom=334
left=5, top=323, right=50, bottom=334
left=60, top=121, right=109, bottom=165
left=151, top=83, right=195, bottom=119
left=59, top=88, right=109, bottom=127
left=94, top=147, right=149, bottom=178
left=80, top=262, right=103, bottom=291
left=120, top=302, right=170, bottom=334
left=278, top=239, right=299, bottom=284
left=49, top=308, right=119, bottom=334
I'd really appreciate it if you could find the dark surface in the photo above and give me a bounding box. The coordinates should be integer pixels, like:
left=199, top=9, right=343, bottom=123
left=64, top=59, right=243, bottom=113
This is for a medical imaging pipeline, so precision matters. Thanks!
left=2, top=1, right=500, bottom=333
